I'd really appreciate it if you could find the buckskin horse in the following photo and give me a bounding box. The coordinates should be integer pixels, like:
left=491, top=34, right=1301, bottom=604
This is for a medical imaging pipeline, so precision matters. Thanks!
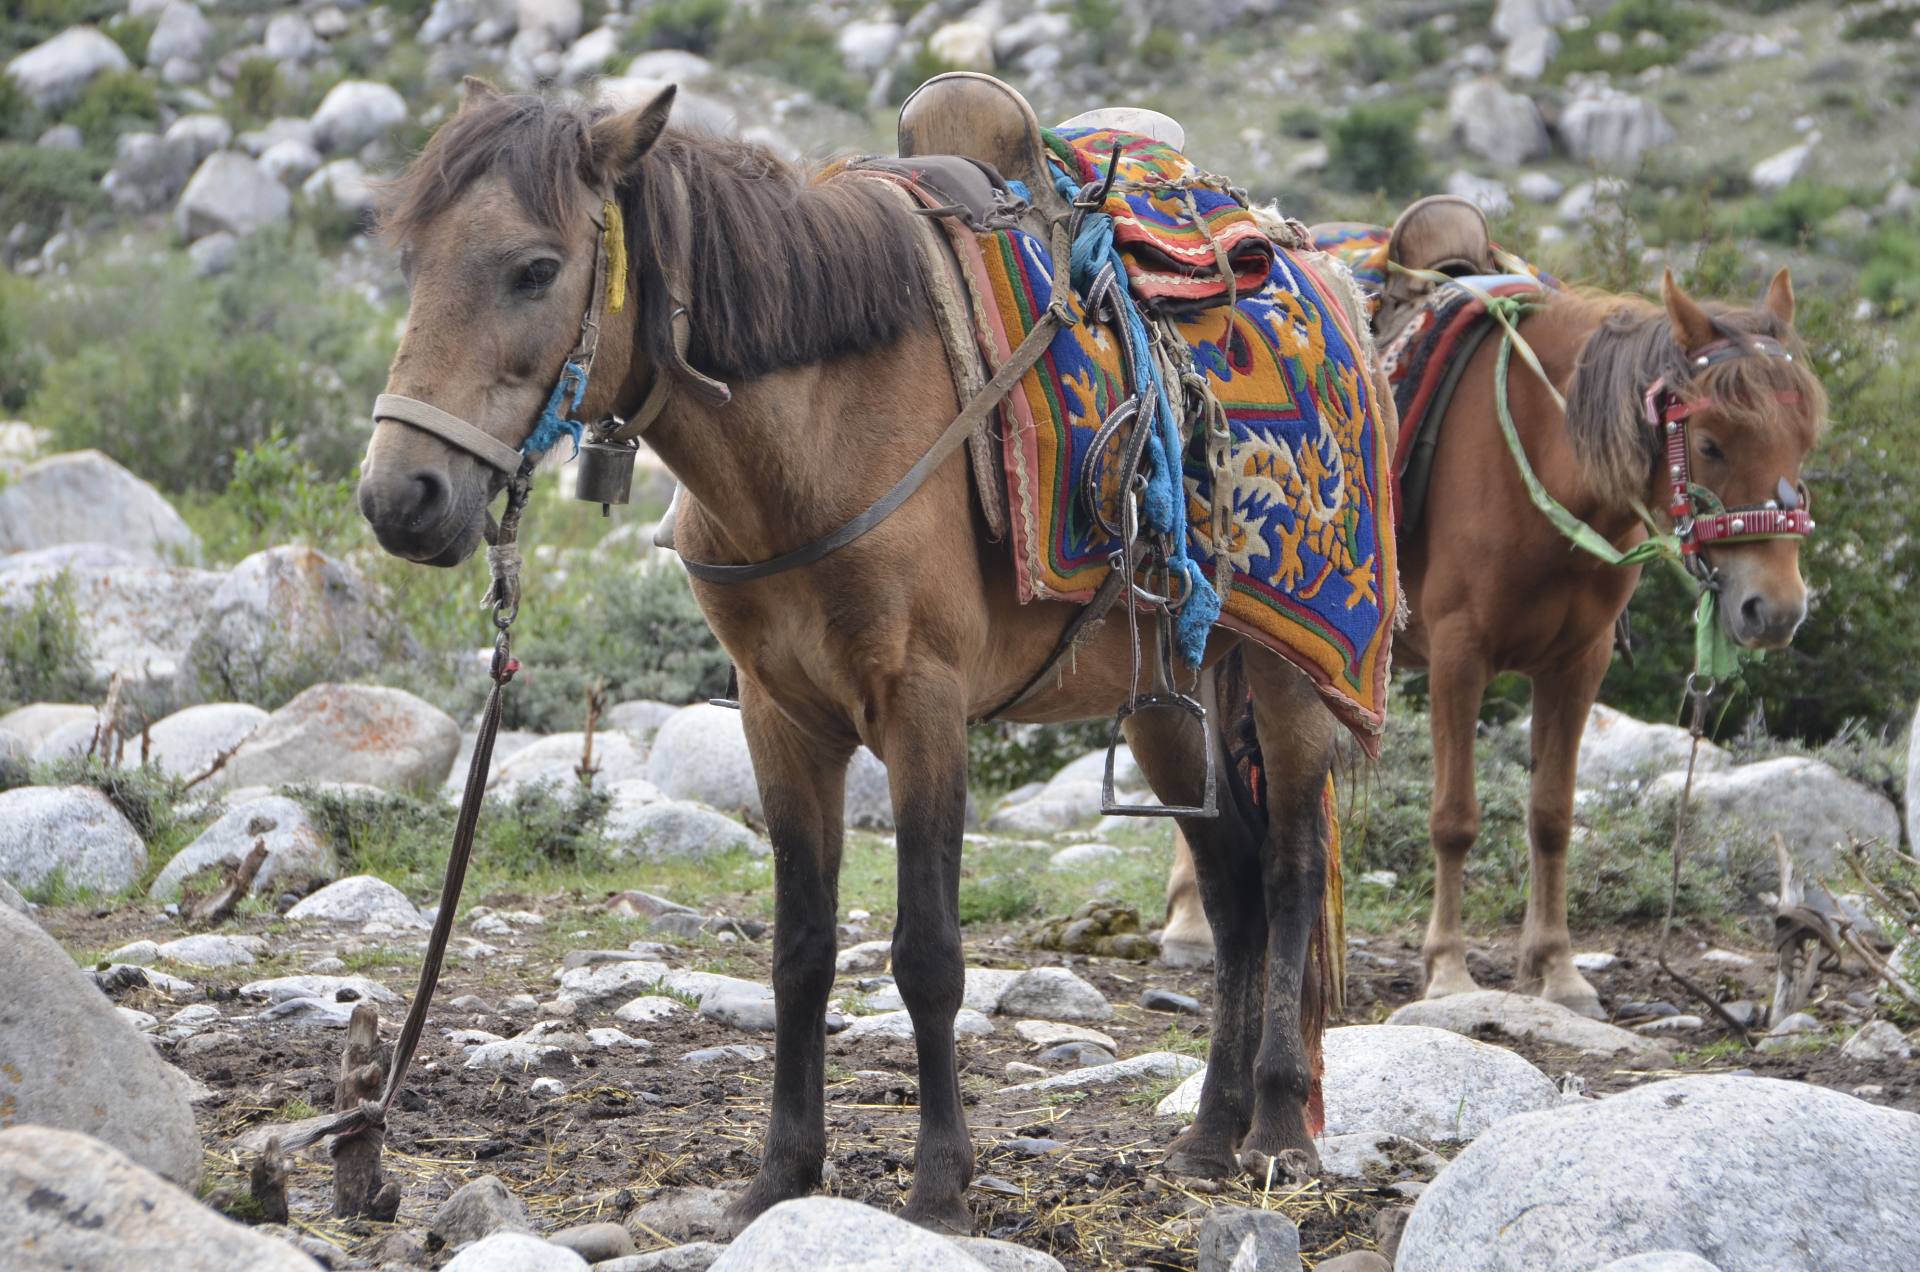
left=1164, top=198, right=1825, bottom=1015
left=355, top=80, right=1396, bottom=1232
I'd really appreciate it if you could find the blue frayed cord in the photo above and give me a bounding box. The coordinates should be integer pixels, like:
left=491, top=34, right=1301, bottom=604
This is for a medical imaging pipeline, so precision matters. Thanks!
left=1051, top=168, right=1220, bottom=665
left=523, top=360, right=588, bottom=461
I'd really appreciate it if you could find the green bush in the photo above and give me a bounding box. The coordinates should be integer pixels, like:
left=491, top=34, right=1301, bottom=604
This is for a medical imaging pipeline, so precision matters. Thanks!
left=1860, top=220, right=1920, bottom=316
left=1070, top=0, right=1133, bottom=67
left=105, top=14, right=153, bottom=64
left=503, top=564, right=733, bottom=732
left=1550, top=0, right=1717, bottom=79
left=0, top=144, right=106, bottom=249
left=625, top=0, right=730, bottom=54
left=63, top=69, right=159, bottom=147
left=0, top=272, right=48, bottom=410
left=967, top=721, right=1108, bottom=797
left=714, top=17, right=864, bottom=112
left=17, top=225, right=396, bottom=491
left=1731, top=181, right=1858, bottom=246
left=226, top=57, right=289, bottom=127
left=1327, top=101, right=1428, bottom=198
left=1333, top=30, right=1410, bottom=85
left=184, top=434, right=363, bottom=560
left=0, top=574, right=97, bottom=713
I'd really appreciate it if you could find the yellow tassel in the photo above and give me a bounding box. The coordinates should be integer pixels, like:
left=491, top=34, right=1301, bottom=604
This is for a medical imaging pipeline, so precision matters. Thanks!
left=1321, top=772, right=1346, bottom=1014
left=602, top=199, right=627, bottom=314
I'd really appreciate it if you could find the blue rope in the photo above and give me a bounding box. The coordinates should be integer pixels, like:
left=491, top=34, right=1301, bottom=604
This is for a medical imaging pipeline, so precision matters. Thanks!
left=1050, top=168, right=1220, bottom=664
left=523, top=360, right=589, bottom=461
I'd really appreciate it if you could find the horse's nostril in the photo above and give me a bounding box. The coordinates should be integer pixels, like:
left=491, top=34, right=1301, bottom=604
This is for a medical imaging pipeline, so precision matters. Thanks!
left=406, top=471, right=450, bottom=529
left=1741, top=595, right=1765, bottom=629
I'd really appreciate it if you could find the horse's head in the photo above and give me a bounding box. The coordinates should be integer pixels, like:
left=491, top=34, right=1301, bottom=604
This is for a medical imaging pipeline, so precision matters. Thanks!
left=357, top=79, right=675, bottom=565
left=1658, top=268, right=1825, bottom=650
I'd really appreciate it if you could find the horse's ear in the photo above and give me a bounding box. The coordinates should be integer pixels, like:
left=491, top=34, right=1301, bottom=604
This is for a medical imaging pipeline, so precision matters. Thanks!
left=1661, top=267, right=1718, bottom=353
left=590, top=86, right=677, bottom=184
left=1760, top=267, right=1796, bottom=328
left=460, top=76, right=501, bottom=111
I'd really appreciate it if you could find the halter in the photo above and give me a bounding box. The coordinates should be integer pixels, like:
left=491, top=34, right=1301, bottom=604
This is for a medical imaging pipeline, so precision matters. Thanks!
left=372, top=181, right=729, bottom=479
left=1641, top=333, right=1814, bottom=586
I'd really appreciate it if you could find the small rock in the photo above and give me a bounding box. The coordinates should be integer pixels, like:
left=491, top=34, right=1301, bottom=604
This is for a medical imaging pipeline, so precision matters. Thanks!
left=239, top=974, right=401, bottom=1006
left=153, top=934, right=264, bottom=968
left=1700, top=948, right=1755, bottom=967
left=464, top=1041, right=576, bottom=1073
left=1036, top=1041, right=1115, bottom=1068
left=1197, top=1206, right=1302, bottom=1272
left=530, top=1077, right=568, bottom=1097
left=996, top=1051, right=1202, bottom=1096
left=684, top=1044, right=766, bottom=1066
left=1840, top=1020, right=1914, bottom=1062
left=997, top=967, right=1112, bottom=1022
left=431, top=1174, right=532, bottom=1248
left=1315, top=1130, right=1446, bottom=1181
left=1012, top=1021, right=1116, bottom=1050
left=1387, top=991, right=1671, bottom=1063
left=550, top=1222, right=634, bottom=1262
left=836, top=940, right=891, bottom=975
left=628, top=1185, right=735, bottom=1242
left=1139, top=988, right=1203, bottom=1014
left=838, top=1009, right=993, bottom=1041
left=699, top=985, right=777, bottom=1032
left=287, top=875, right=427, bottom=928
left=1571, top=951, right=1617, bottom=973
left=614, top=995, right=683, bottom=1024
left=594, top=1244, right=726, bottom=1272
left=1634, top=1015, right=1704, bottom=1035
left=443, top=1231, right=587, bottom=1271
left=710, top=1196, right=996, bottom=1271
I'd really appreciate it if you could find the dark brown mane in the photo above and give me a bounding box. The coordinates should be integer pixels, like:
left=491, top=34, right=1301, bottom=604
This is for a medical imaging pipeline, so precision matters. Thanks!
left=380, top=93, right=927, bottom=381
left=1560, top=290, right=1826, bottom=507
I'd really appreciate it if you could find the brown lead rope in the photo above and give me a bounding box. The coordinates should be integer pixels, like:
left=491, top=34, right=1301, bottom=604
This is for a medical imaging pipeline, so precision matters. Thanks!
left=280, top=468, right=534, bottom=1156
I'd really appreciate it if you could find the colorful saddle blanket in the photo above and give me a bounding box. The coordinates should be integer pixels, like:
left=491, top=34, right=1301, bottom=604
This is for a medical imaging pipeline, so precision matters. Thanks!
left=1310, top=223, right=1556, bottom=318
left=939, top=129, right=1399, bottom=747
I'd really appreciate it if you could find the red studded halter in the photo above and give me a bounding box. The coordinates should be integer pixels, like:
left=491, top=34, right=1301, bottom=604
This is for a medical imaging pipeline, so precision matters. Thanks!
left=1642, top=334, right=1814, bottom=581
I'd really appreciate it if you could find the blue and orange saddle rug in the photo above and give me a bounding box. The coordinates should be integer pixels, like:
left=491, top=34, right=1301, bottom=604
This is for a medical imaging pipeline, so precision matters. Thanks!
left=932, top=129, right=1399, bottom=748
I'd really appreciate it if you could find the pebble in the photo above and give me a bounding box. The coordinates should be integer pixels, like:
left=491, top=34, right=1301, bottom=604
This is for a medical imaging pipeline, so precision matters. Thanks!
left=835, top=939, right=891, bottom=975
left=448, top=994, right=494, bottom=1014
left=699, top=986, right=777, bottom=1032
left=1634, top=1015, right=1704, bottom=1034
left=1316, top=1254, right=1391, bottom=1272
left=1036, top=1041, right=1116, bottom=1068
left=1197, top=1206, right=1301, bottom=1272
left=431, top=1175, right=532, bottom=1247
left=1700, top=948, right=1756, bottom=967
left=1139, top=988, right=1204, bottom=1014
left=1841, top=1020, right=1914, bottom=1062
left=684, top=1044, right=766, bottom=1066
left=996, top=1050, right=1202, bottom=1095
left=1005, top=1061, right=1048, bottom=1080
left=307, top=957, right=346, bottom=973
left=1012, top=1020, right=1117, bottom=1050
left=1616, top=1001, right=1680, bottom=1020
left=530, top=1077, right=567, bottom=1097
left=1002, top=1136, right=1067, bottom=1157
left=615, top=995, right=683, bottom=1024
left=587, top=1027, right=650, bottom=1050
left=1571, top=951, right=1618, bottom=973
left=501, top=994, right=539, bottom=1015
left=549, top=1222, right=634, bottom=1262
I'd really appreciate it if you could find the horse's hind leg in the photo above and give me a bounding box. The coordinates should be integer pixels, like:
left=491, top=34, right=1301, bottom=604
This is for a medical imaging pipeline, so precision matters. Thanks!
left=725, top=685, right=851, bottom=1229
left=880, top=671, right=975, bottom=1234
left=1239, top=649, right=1340, bottom=1173
left=1160, top=831, right=1216, bottom=968
left=1125, top=661, right=1266, bottom=1179
left=1516, top=638, right=1612, bottom=1018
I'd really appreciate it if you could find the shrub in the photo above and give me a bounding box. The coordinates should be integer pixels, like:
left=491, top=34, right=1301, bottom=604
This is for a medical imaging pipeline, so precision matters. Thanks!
left=1550, top=0, right=1717, bottom=79
left=20, top=225, right=396, bottom=491
left=1327, top=101, right=1427, bottom=198
left=967, top=721, right=1108, bottom=797
left=184, top=433, right=363, bottom=560
left=1070, top=0, right=1133, bottom=68
left=0, top=144, right=106, bottom=249
left=1731, top=181, right=1858, bottom=246
left=227, top=57, right=289, bottom=127
left=626, top=0, right=729, bottom=54
left=0, top=574, right=97, bottom=713
left=105, top=14, right=153, bottom=64
left=714, top=18, right=863, bottom=112
left=0, top=71, right=33, bottom=142
left=63, top=69, right=159, bottom=147
left=1333, top=30, right=1410, bottom=85
left=1859, top=221, right=1920, bottom=316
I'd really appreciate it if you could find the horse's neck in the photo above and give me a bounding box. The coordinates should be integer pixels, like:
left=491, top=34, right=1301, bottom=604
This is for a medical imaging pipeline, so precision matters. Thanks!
left=1528, top=304, right=1657, bottom=542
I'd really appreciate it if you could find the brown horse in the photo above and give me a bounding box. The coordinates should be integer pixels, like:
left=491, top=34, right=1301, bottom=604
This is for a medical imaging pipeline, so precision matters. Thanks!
left=1165, top=267, right=1825, bottom=1015
left=356, top=85, right=1390, bottom=1231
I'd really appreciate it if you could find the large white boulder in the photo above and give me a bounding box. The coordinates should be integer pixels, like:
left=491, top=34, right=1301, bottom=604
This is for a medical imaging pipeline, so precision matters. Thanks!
left=1490, top=0, right=1574, bottom=43
left=1158, top=1025, right=1559, bottom=1142
left=175, top=151, right=292, bottom=242
left=610, top=800, right=769, bottom=861
left=0, top=908, right=204, bottom=1187
left=4, top=26, right=129, bottom=109
left=1643, top=755, right=1902, bottom=876
left=1522, top=703, right=1731, bottom=789
left=181, top=546, right=401, bottom=704
left=0, top=546, right=222, bottom=702
left=1386, top=991, right=1671, bottom=1063
left=0, top=451, right=198, bottom=562
left=145, top=703, right=270, bottom=781
left=1396, top=1076, right=1920, bottom=1272
left=263, top=13, right=322, bottom=64
left=145, top=2, right=212, bottom=68
left=148, top=795, right=335, bottom=899
left=644, top=703, right=892, bottom=828
left=287, top=874, right=427, bottom=928
left=1559, top=88, right=1676, bottom=169
left=1448, top=78, right=1550, bottom=168
left=0, top=702, right=96, bottom=749
left=218, top=684, right=461, bottom=793
left=712, top=1197, right=992, bottom=1272
left=0, top=1127, right=320, bottom=1270
left=0, top=786, right=146, bottom=895
left=517, top=0, right=582, bottom=42
left=310, top=80, right=408, bottom=153
left=301, top=157, right=376, bottom=217
left=483, top=730, right=648, bottom=800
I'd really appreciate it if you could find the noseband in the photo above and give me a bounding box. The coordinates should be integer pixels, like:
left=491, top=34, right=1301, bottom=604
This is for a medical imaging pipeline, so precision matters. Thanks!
left=1642, top=333, right=1814, bottom=586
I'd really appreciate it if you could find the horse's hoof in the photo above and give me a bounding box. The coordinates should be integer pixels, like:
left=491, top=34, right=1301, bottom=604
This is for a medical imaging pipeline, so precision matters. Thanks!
left=1158, top=938, right=1216, bottom=970
left=722, top=1176, right=813, bottom=1236
left=1237, top=1147, right=1316, bottom=1187
left=1163, top=1135, right=1237, bottom=1181
left=1545, top=988, right=1606, bottom=1020
left=1422, top=967, right=1481, bottom=999
left=901, top=1194, right=972, bottom=1236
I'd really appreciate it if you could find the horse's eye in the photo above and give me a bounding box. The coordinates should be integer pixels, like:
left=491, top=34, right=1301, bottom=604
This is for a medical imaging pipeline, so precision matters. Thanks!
left=1699, top=436, right=1726, bottom=463
left=518, top=258, right=560, bottom=292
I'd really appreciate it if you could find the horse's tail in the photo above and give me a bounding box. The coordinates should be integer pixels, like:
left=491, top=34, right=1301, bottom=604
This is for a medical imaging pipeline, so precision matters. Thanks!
left=1214, top=650, right=1344, bottom=1139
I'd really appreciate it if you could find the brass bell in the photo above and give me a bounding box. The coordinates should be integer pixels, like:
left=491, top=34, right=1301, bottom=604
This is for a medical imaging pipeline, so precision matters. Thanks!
left=575, top=434, right=638, bottom=514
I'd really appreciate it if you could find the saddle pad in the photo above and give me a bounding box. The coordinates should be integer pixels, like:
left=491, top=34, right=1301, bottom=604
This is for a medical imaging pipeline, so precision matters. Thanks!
left=1310, top=224, right=1557, bottom=316
left=1381, top=273, right=1551, bottom=532
left=946, top=141, right=1398, bottom=748
left=1048, top=127, right=1275, bottom=311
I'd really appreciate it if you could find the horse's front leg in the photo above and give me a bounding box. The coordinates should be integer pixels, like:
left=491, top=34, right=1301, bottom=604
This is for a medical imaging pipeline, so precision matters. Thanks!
left=725, top=682, right=851, bottom=1230
left=880, top=670, right=974, bottom=1234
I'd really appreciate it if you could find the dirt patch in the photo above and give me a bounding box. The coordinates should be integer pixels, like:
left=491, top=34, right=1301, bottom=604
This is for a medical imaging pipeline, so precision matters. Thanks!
left=43, top=901, right=1914, bottom=1270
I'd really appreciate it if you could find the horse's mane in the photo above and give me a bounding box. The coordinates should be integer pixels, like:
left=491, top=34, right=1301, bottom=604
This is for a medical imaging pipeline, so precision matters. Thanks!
left=1558, top=289, right=1826, bottom=508
left=380, top=93, right=926, bottom=381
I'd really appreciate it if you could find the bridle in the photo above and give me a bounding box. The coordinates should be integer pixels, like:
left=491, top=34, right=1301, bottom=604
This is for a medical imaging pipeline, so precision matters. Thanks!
left=370, top=180, right=729, bottom=501
left=1642, top=333, right=1814, bottom=589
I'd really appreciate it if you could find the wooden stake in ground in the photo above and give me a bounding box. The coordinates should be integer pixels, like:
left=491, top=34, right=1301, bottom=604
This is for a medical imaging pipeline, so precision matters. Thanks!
left=332, top=1002, right=398, bottom=1220
left=185, top=838, right=269, bottom=928
left=248, top=1137, right=289, bottom=1225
